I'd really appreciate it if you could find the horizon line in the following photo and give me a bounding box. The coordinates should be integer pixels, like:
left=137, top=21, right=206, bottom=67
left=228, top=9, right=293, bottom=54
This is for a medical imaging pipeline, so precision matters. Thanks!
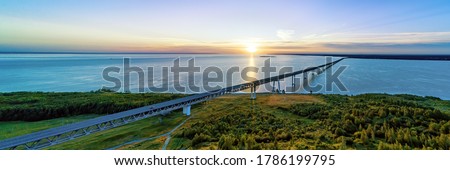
left=2, top=51, right=450, bottom=56
left=0, top=51, right=220, bottom=55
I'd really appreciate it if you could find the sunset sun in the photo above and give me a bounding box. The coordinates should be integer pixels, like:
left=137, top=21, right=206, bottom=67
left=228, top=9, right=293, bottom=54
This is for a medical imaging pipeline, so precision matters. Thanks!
left=246, top=44, right=258, bottom=53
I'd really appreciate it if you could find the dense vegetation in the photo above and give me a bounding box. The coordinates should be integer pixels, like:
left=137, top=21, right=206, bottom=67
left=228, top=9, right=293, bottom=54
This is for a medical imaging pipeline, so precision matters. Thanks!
left=173, top=94, right=450, bottom=150
left=1, top=92, right=449, bottom=150
left=0, top=90, right=185, bottom=121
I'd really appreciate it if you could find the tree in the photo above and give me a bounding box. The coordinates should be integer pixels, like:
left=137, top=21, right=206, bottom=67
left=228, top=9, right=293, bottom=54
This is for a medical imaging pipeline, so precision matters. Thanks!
left=218, top=135, right=236, bottom=150
left=360, top=129, right=369, bottom=144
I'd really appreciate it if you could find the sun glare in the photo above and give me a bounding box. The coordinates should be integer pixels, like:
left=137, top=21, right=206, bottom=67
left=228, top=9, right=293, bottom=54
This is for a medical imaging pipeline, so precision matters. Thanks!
left=246, top=44, right=257, bottom=53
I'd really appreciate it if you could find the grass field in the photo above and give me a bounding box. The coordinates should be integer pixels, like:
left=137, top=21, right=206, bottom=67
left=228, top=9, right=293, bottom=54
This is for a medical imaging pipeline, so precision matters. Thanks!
left=46, top=112, right=187, bottom=150
left=0, top=114, right=99, bottom=140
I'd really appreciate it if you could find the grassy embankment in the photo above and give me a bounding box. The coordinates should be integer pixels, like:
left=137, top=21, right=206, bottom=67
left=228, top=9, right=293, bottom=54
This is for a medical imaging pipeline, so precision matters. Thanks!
left=1, top=92, right=449, bottom=150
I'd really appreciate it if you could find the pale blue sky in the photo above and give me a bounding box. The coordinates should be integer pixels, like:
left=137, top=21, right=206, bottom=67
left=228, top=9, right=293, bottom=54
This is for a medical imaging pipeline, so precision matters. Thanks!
left=1, top=0, right=450, bottom=54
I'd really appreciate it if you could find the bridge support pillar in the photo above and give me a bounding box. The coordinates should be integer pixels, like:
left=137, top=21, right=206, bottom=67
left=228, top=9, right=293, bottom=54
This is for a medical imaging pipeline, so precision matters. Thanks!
left=277, top=80, right=281, bottom=94
left=183, top=105, right=191, bottom=116
left=303, top=71, right=308, bottom=85
left=272, top=81, right=276, bottom=93
left=250, top=85, right=257, bottom=100
left=292, top=75, right=295, bottom=92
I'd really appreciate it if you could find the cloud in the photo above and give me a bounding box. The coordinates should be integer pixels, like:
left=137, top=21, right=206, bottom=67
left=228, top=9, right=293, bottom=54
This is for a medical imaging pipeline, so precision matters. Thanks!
left=299, top=32, right=450, bottom=44
left=252, top=35, right=450, bottom=54
left=277, top=29, right=295, bottom=41
left=307, top=41, right=450, bottom=54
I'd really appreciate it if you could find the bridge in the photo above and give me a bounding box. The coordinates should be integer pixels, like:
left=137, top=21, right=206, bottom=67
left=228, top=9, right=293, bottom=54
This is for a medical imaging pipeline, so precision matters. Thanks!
left=0, top=58, right=344, bottom=150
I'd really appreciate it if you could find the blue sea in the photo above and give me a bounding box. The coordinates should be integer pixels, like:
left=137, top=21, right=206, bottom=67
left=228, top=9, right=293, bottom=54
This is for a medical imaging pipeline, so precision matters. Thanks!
left=0, top=54, right=449, bottom=100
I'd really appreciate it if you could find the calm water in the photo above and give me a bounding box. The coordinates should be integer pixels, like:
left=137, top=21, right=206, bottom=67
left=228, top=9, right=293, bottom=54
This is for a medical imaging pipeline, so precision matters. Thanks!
left=0, top=54, right=449, bottom=99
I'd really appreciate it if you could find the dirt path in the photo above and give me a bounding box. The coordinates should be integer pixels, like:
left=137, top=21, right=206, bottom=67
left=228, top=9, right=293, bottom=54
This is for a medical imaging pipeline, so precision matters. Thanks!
left=107, top=117, right=190, bottom=150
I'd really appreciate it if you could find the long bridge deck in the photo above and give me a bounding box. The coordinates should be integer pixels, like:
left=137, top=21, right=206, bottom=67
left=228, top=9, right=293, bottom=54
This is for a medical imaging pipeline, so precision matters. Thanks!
left=0, top=58, right=344, bottom=150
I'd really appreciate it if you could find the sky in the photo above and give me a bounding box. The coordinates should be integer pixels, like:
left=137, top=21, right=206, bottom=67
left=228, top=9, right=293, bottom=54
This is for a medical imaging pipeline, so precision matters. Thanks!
left=1, top=0, right=450, bottom=54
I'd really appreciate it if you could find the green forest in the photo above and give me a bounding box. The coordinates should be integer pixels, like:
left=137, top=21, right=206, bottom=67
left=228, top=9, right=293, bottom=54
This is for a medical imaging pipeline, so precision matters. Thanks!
left=0, top=90, right=185, bottom=121
left=171, top=94, right=450, bottom=150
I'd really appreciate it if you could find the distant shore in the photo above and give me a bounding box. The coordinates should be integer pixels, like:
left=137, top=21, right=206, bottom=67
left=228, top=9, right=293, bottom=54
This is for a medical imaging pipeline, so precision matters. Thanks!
left=286, top=54, right=450, bottom=61
left=0, top=52, right=217, bottom=55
